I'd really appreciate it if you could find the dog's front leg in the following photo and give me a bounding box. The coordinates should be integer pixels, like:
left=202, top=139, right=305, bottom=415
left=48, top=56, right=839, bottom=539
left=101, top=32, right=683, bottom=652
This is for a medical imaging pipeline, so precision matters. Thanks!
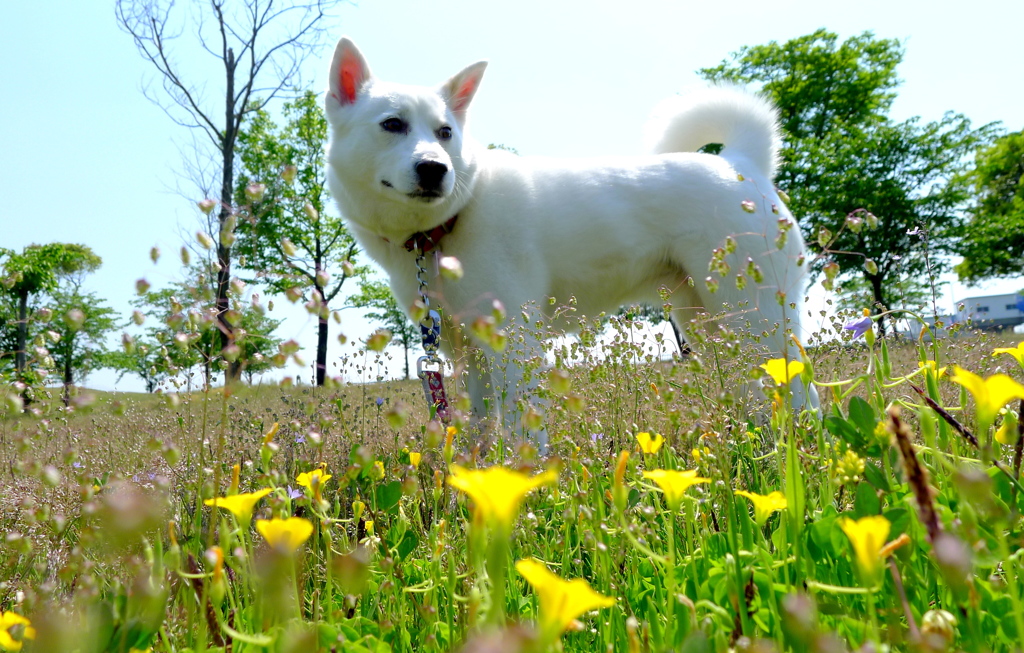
left=491, top=328, right=549, bottom=452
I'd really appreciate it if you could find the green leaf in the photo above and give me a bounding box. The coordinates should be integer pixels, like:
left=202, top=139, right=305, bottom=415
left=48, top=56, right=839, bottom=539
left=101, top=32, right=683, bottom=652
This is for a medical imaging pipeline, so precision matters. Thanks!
left=847, top=397, right=877, bottom=438
left=375, top=481, right=403, bottom=514
left=853, top=480, right=880, bottom=517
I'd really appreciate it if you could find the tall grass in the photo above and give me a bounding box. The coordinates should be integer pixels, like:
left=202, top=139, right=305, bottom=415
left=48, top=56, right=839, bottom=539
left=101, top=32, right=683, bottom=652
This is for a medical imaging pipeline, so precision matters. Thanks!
left=2, top=313, right=1024, bottom=652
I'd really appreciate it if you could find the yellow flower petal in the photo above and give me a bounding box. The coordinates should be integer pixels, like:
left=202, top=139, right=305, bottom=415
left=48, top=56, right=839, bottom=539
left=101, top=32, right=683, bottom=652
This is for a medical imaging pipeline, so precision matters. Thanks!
left=0, top=611, right=34, bottom=651
left=516, top=558, right=614, bottom=639
left=735, top=489, right=787, bottom=526
left=635, top=431, right=664, bottom=454
left=992, top=342, right=1024, bottom=367
left=256, top=517, right=314, bottom=553
left=951, top=366, right=1024, bottom=430
left=760, top=358, right=805, bottom=386
left=447, top=465, right=557, bottom=530
left=642, top=469, right=710, bottom=510
left=409, top=451, right=422, bottom=468
left=204, top=488, right=271, bottom=521
left=838, top=515, right=891, bottom=581
left=296, top=468, right=332, bottom=490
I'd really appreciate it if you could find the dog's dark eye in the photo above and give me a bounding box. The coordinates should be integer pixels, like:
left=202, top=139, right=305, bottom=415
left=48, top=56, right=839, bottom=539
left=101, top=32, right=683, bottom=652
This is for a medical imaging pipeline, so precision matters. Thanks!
left=380, top=118, right=407, bottom=133
left=437, top=125, right=453, bottom=140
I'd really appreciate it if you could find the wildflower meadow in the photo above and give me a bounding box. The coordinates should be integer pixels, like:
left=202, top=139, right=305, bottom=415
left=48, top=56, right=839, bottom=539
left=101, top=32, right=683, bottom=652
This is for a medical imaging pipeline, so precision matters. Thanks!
left=3, top=306, right=1024, bottom=653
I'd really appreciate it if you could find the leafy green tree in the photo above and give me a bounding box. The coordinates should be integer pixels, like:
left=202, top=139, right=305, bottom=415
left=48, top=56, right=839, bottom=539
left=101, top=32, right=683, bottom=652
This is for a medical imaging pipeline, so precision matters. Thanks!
left=47, top=283, right=118, bottom=402
left=104, top=334, right=177, bottom=393
left=955, top=130, right=1024, bottom=283
left=700, top=30, right=995, bottom=333
left=350, top=279, right=418, bottom=379
left=237, top=302, right=285, bottom=384
left=1, top=244, right=101, bottom=377
left=235, top=90, right=364, bottom=386
left=125, top=264, right=285, bottom=389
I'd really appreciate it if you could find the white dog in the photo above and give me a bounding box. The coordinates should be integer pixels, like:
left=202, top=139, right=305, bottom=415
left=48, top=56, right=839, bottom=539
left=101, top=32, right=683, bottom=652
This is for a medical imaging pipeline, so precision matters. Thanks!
left=325, top=38, right=816, bottom=445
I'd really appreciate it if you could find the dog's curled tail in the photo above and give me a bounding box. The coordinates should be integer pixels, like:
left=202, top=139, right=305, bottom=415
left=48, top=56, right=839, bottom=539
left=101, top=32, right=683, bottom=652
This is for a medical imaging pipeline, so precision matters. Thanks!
left=644, top=85, right=782, bottom=178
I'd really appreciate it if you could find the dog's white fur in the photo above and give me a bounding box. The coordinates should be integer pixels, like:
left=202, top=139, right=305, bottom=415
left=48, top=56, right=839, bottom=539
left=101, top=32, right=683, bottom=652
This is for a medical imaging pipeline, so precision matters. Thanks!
left=325, top=38, right=816, bottom=444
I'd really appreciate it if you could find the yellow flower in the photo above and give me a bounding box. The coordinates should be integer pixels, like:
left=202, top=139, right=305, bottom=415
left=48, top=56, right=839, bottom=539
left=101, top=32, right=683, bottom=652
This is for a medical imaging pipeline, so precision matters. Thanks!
left=735, top=490, right=787, bottom=527
left=409, top=451, right=422, bottom=468
left=996, top=413, right=1019, bottom=445
left=838, top=515, right=891, bottom=582
left=447, top=465, right=558, bottom=531
left=642, top=469, right=710, bottom=511
left=262, top=422, right=279, bottom=445
left=0, top=611, right=35, bottom=651
left=296, top=467, right=332, bottom=491
left=918, top=360, right=948, bottom=380
left=635, top=432, right=664, bottom=454
left=204, top=488, right=271, bottom=522
left=515, top=558, right=615, bottom=640
left=993, top=341, right=1024, bottom=368
left=760, top=358, right=805, bottom=386
left=256, top=517, right=314, bottom=553
left=950, top=366, right=1024, bottom=432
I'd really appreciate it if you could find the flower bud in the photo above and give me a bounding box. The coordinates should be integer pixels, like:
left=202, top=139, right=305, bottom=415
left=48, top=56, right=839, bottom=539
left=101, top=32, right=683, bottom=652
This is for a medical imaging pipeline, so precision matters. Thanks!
left=64, top=309, right=85, bottom=332
left=196, top=232, right=214, bottom=250
left=438, top=255, right=463, bottom=281
left=548, top=368, right=572, bottom=396
left=817, top=226, right=833, bottom=248
left=198, top=198, right=217, bottom=215
left=245, top=183, right=266, bottom=202
left=367, top=329, right=392, bottom=352
left=282, top=165, right=298, bottom=184
left=281, top=237, right=297, bottom=257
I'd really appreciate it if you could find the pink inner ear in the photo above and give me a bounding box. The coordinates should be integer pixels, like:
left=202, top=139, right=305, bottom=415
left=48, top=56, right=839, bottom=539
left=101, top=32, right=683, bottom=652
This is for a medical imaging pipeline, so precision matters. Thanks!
left=339, top=54, right=363, bottom=104
left=452, top=75, right=479, bottom=112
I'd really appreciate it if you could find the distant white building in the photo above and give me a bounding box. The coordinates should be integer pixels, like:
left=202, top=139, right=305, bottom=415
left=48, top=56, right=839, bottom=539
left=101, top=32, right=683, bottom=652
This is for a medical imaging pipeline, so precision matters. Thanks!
left=903, top=313, right=954, bottom=340
left=953, top=292, right=1024, bottom=331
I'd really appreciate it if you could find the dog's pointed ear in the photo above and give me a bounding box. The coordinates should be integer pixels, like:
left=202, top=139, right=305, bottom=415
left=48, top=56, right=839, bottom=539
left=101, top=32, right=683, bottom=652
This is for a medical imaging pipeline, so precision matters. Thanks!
left=329, top=37, right=371, bottom=106
left=442, top=61, right=488, bottom=121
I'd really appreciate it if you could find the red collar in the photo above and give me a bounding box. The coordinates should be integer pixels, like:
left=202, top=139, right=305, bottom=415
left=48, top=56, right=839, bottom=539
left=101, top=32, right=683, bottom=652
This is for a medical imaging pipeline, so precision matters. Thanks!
left=401, top=215, right=458, bottom=253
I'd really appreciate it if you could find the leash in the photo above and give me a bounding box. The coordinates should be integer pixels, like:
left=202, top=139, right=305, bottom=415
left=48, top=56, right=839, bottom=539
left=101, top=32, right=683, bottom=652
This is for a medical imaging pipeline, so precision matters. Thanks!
left=403, top=218, right=458, bottom=423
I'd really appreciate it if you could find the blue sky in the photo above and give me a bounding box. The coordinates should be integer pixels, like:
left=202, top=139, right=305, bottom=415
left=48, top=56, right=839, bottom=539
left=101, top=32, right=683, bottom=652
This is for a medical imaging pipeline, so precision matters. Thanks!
left=2, top=0, right=1022, bottom=391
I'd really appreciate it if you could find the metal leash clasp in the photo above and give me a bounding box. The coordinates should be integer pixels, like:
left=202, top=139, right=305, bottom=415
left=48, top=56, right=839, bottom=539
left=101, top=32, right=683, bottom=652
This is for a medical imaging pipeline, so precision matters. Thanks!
left=415, top=250, right=450, bottom=422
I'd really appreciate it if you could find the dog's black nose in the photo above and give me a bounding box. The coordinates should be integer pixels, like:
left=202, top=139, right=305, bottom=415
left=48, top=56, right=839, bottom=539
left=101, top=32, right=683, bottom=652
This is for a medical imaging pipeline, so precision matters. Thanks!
left=416, top=160, right=448, bottom=192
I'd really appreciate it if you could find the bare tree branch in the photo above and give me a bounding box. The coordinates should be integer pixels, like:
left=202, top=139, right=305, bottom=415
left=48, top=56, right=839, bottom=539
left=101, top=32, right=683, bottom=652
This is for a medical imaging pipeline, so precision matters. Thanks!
left=115, top=0, right=343, bottom=383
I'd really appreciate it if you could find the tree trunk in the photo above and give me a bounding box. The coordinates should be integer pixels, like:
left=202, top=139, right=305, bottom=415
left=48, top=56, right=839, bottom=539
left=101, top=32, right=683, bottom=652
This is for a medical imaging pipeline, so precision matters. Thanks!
left=869, top=274, right=891, bottom=337
left=216, top=47, right=241, bottom=383
left=403, top=337, right=411, bottom=380
left=315, top=283, right=328, bottom=386
left=62, top=338, right=74, bottom=407
left=15, top=291, right=27, bottom=373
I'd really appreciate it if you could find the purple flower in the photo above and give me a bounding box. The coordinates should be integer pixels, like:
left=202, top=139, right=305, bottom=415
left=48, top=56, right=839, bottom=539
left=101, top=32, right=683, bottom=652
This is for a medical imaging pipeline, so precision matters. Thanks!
left=295, top=434, right=306, bottom=444
left=286, top=486, right=303, bottom=500
left=72, top=461, right=84, bottom=469
left=590, top=432, right=604, bottom=443
left=375, top=397, right=385, bottom=406
left=843, top=315, right=873, bottom=339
